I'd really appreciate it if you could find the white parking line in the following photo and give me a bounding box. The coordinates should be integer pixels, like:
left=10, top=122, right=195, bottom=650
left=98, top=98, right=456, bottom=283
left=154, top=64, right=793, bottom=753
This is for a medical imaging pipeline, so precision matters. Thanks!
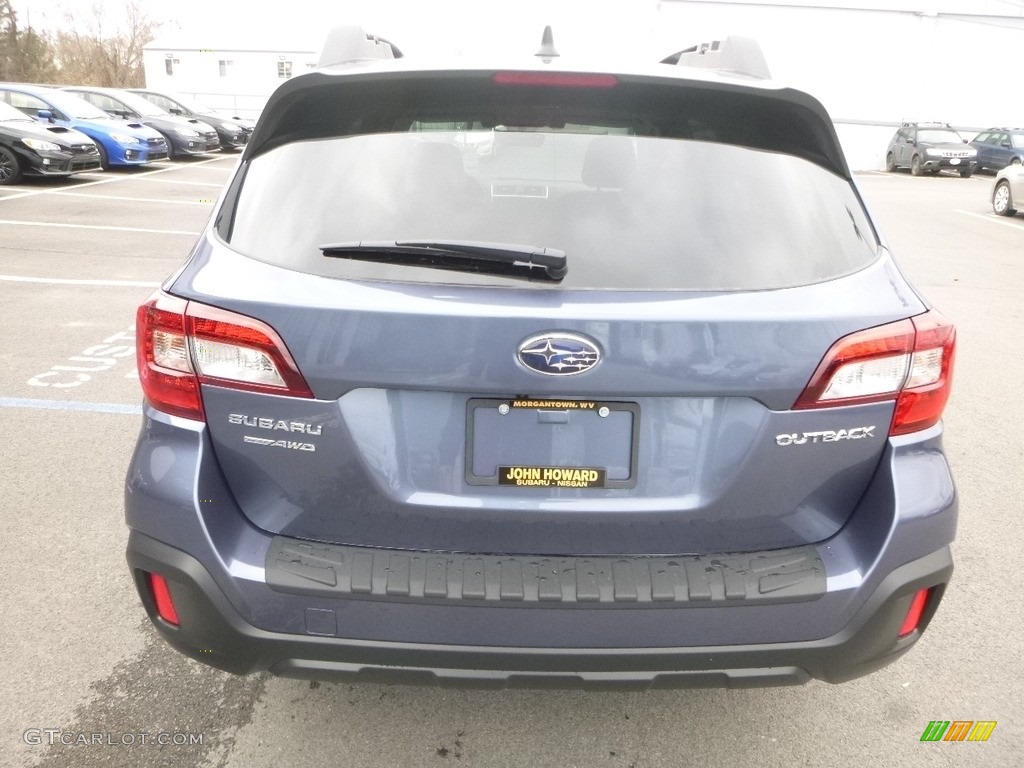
left=49, top=191, right=213, bottom=207
left=0, top=397, right=141, bottom=415
left=130, top=178, right=226, bottom=188
left=0, top=275, right=160, bottom=287
left=956, top=209, right=1024, bottom=231
left=0, top=157, right=226, bottom=203
left=0, top=219, right=200, bottom=236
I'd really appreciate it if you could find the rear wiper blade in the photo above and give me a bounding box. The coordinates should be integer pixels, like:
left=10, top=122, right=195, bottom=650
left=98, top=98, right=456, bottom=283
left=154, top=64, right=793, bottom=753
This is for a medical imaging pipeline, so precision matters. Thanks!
left=319, top=240, right=567, bottom=282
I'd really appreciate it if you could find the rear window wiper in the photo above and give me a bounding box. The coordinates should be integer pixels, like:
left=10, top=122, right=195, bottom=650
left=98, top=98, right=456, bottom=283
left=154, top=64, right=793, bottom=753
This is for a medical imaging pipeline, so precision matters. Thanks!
left=319, top=240, right=567, bottom=282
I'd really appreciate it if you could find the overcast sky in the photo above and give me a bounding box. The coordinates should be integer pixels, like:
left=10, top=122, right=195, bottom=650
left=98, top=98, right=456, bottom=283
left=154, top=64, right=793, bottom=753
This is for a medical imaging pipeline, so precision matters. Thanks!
left=9, top=0, right=1023, bottom=57
left=9, top=0, right=667, bottom=58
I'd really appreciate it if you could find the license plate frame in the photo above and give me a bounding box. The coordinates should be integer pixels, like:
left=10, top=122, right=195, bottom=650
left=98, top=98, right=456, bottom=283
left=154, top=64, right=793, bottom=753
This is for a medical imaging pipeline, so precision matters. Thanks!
left=464, top=398, right=639, bottom=489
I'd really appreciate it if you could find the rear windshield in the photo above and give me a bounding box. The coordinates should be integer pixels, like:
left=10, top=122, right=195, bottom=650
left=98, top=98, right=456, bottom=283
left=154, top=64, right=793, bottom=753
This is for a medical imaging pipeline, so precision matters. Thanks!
left=226, top=84, right=878, bottom=291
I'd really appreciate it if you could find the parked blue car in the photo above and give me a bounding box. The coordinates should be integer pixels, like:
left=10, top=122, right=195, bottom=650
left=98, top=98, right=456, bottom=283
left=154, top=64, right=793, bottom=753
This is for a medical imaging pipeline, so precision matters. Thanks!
left=971, top=127, right=1024, bottom=172
left=0, top=83, right=168, bottom=169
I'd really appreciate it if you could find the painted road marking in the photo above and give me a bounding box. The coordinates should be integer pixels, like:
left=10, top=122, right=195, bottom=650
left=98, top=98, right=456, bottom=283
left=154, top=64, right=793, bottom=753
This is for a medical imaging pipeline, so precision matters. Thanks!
left=27, top=327, right=136, bottom=389
left=48, top=191, right=213, bottom=207
left=131, top=178, right=226, bottom=188
left=0, top=220, right=200, bottom=236
left=0, top=398, right=142, bottom=415
left=0, top=156, right=228, bottom=203
left=0, top=275, right=160, bottom=287
left=956, top=209, right=1024, bottom=231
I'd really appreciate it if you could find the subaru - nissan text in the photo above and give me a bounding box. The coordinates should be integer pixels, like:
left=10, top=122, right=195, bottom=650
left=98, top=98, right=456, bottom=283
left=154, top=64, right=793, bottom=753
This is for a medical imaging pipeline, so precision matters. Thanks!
left=125, top=29, right=958, bottom=688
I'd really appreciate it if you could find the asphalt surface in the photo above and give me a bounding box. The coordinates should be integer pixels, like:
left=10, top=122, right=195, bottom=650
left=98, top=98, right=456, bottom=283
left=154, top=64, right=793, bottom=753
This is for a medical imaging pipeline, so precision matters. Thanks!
left=1, top=159, right=1022, bottom=768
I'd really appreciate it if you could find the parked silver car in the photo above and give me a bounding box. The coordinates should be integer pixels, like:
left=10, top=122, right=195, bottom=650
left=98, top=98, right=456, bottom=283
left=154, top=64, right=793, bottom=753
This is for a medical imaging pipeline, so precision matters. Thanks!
left=992, top=164, right=1024, bottom=216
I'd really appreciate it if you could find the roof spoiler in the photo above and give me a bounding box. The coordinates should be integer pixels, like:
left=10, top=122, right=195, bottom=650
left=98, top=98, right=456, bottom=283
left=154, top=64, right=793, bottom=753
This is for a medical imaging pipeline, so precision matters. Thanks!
left=661, top=36, right=771, bottom=80
left=318, top=26, right=403, bottom=68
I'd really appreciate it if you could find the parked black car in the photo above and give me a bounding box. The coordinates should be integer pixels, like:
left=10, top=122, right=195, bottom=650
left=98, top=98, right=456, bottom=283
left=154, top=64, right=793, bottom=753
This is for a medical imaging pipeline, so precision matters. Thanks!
left=0, top=100, right=101, bottom=184
left=128, top=89, right=254, bottom=151
left=62, top=86, right=219, bottom=158
left=970, top=128, right=1024, bottom=172
left=885, top=122, right=976, bottom=177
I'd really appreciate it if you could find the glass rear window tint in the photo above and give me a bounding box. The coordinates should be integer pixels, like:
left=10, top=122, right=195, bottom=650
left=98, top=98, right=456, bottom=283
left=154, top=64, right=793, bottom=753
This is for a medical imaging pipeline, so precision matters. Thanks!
left=228, top=130, right=877, bottom=291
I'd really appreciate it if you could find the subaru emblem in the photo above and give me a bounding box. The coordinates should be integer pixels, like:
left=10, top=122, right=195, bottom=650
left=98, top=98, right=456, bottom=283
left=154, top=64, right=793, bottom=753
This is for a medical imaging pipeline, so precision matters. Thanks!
left=517, top=333, right=601, bottom=376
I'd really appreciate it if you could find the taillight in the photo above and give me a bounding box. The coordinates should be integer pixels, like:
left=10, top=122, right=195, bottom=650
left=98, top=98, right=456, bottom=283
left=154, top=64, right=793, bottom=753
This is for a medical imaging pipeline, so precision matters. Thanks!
left=147, top=572, right=180, bottom=627
left=898, top=587, right=933, bottom=638
left=793, top=310, right=955, bottom=436
left=136, top=291, right=313, bottom=421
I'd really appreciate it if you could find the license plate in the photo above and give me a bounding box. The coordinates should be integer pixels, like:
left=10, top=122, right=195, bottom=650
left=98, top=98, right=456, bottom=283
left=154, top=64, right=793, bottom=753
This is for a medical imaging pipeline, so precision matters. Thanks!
left=949, top=158, right=961, bottom=165
left=465, top=398, right=639, bottom=489
left=499, top=465, right=607, bottom=488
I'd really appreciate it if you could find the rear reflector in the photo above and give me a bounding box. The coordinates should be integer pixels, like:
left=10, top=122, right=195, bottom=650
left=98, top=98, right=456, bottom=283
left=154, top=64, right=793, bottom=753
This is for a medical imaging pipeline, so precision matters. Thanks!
left=147, top=572, right=180, bottom=627
left=137, top=291, right=313, bottom=421
left=493, top=71, right=619, bottom=88
left=793, top=310, right=955, bottom=436
left=898, top=587, right=932, bottom=638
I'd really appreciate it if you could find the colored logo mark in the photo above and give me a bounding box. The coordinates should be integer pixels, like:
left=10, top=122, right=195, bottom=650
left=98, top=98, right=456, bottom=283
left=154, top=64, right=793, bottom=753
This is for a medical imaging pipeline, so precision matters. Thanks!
left=920, top=721, right=996, bottom=742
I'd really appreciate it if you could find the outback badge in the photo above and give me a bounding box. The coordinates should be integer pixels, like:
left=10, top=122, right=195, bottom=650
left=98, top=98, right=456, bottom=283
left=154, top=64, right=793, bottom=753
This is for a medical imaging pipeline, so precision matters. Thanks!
left=517, top=333, right=601, bottom=376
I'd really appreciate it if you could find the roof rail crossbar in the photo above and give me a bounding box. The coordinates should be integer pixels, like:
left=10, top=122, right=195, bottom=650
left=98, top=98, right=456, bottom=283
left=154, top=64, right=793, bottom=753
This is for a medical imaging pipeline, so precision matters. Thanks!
left=318, top=26, right=402, bottom=68
left=661, top=36, right=771, bottom=80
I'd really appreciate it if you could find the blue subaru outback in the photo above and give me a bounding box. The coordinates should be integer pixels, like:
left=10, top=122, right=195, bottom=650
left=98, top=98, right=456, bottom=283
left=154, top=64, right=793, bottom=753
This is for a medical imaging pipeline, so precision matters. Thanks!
left=125, top=29, right=957, bottom=688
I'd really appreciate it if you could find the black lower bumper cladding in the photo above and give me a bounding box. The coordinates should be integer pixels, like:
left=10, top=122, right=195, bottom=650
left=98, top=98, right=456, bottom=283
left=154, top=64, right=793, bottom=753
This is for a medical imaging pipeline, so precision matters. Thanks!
left=127, top=532, right=951, bottom=689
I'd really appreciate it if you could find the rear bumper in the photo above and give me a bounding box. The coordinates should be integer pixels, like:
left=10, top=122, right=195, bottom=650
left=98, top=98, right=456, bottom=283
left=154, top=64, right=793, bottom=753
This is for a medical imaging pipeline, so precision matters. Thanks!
left=128, top=532, right=951, bottom=688
left=124, top=411, right=957, bottom=688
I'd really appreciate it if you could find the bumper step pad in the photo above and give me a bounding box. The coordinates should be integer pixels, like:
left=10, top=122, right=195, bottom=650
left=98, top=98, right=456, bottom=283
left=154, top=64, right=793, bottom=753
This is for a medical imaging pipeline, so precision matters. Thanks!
left=266, top=537, right=825, bottom=607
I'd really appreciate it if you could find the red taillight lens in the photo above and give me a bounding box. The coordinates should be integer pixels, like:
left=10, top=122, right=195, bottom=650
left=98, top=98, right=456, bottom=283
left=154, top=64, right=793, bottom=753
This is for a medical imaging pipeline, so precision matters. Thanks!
left=137, top=293, right=203, bottom=420
left=793, top=310, right=956, bottom=436
left=898, top=587, right=933, bottom=638
left=136, top=291, right=313, bottom=421
left=147, top=572, right=180, bottom=626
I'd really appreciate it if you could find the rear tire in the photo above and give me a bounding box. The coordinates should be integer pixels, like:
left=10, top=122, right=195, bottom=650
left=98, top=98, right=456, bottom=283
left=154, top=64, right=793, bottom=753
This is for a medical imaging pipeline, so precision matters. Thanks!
left=959, top=168, right=973, bottom=178
left=0, top=146, right=24, bottom=185
left=885, top=152, right=896, bottom=172
left=911, top=155, right=923, bottom=176
left=993, top=180, right=1016, bottom=216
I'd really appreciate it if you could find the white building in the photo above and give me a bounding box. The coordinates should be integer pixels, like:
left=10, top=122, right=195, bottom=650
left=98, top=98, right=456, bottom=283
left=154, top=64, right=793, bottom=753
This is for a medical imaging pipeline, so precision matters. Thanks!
left=142, top=30, right=317, bottom=120
left=141, top=0, right=1024, bottom=168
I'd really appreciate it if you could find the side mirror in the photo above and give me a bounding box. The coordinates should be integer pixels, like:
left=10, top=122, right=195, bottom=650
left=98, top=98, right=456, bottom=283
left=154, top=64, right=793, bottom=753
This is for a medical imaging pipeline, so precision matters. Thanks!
left=37, top=109, right=54, bottom=122
left=169, top=107, right=183, bottom=115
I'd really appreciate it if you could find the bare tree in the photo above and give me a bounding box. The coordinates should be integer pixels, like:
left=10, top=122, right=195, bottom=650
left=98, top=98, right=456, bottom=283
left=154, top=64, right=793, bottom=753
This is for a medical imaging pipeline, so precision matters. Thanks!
left=51, top=0, right=157, bottom=86
left=0, top=0, right=57, bottom=83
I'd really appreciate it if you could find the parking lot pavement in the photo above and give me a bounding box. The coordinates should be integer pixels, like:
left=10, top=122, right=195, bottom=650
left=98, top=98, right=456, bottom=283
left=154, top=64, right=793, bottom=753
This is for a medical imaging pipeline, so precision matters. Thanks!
left=1, top=165, right=1021, bottom=768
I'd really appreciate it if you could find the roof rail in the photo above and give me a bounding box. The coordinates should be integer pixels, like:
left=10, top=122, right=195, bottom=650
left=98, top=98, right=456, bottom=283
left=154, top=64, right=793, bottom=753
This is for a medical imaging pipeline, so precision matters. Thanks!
left=661, top=36, right=771, bottom=80
left=318, top=26, right=403, bottom=68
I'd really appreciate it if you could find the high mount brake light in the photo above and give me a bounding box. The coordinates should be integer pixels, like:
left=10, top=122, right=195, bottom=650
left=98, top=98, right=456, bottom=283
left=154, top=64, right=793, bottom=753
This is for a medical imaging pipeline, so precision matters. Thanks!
left=793, top=310, right=955, bottom=436
left=492, top=72, right=619, bottom=88
left=136, top=291, right=313, bottom=421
